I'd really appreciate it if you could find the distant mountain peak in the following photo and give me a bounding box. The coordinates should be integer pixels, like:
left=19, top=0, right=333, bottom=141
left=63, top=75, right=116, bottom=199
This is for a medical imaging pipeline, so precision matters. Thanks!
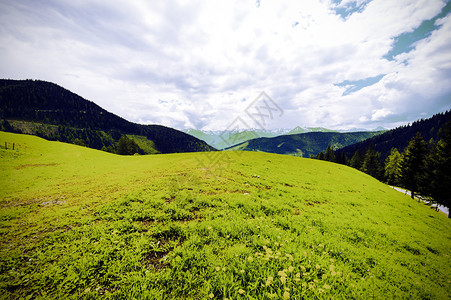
left=183, top=126, right=381, bottom=149
left=372, top=126, right=387, bottom=131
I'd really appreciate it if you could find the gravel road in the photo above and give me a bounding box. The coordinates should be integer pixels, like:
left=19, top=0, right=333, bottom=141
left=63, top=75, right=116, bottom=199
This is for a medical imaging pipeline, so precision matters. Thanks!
left=390, top=186, right=449, bottom=215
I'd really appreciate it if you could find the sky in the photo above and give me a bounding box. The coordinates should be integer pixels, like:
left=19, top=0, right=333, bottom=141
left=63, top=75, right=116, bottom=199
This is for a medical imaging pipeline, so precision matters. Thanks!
left=0, top=0, right=450, bottom=131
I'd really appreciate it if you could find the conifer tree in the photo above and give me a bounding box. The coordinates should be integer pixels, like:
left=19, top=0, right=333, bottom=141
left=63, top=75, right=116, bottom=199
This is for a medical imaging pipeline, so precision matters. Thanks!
left=325, top=145, right=336, bottom=162
left=400, top=132, right=428, bottom=199
left=423, top=122, right=451, bottom=216
left=384, top=148, right=402, bottom=185
left=335, top=150, right=348, bottom=165
left=361, top=143, right=383, bottom=180
left=349, top=150, right=362, bottom=170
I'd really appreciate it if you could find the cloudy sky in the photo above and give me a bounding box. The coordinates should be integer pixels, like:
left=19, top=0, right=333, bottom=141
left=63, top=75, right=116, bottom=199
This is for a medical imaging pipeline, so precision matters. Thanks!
left=1, top=0, right=450, bottom=131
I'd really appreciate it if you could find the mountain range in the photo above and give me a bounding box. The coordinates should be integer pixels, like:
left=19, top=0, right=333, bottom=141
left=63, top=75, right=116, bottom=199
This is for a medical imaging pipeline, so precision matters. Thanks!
left=224, top=131, right=384, bottom=157
left=1, top=79, right=448, bottom=161
left=219, top=111, right=450, bottom=160
left=184, top=126, right=386, bottom=150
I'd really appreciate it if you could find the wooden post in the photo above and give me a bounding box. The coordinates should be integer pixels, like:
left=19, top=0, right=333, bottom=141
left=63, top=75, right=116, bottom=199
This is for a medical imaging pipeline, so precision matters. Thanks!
left=13, top=143, right=15, bottom=150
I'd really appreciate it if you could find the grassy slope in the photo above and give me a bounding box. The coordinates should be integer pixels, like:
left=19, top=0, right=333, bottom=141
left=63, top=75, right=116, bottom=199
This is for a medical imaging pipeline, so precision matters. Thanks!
left=8, top=120, right=160, bottom=155
left=0, top=131, right=449, bottom=299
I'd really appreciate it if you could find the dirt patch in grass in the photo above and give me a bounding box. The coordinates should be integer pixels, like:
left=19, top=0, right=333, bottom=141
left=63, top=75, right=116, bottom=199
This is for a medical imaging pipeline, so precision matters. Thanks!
left=146, top=249, right=170, bottom=270
left=39, top=197, right=66, bottom=206
left=145, top=237, right=186, bottom=271
left=15, top=163, right=59, bottom=169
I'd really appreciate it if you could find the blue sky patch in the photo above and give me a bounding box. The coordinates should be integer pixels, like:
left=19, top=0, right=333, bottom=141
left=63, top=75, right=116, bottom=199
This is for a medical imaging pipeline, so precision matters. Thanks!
left=332, top=0, right=372, bottom=19
left=335, top=74, right=385, bottom=96
left=384, top=1, right=450, bottom=61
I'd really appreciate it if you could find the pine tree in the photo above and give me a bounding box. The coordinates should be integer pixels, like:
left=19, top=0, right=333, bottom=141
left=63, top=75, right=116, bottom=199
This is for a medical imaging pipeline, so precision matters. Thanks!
left=400, top=132, right=428, bottom=199
left=361, top=144, right=383, bottom=180
left=335, top=150, right=348, bottom=165
left=384, top=148, right=402, bottom=185
left=349, top=150, right=362, bottom=170
left=423, top=122, right=451, bottom=217
left=325, top=145, right=336, bottom=162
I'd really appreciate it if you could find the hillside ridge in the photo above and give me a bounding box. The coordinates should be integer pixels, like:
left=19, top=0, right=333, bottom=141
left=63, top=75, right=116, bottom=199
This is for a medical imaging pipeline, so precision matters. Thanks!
left=225, top=131, right=384, bottom=157
left=339, top=110, right=451, bottom=161
left=0, top=79, right=215, bottom=154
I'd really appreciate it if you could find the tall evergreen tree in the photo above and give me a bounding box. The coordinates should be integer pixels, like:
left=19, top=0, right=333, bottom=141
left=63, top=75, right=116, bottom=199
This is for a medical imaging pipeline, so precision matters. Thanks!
left=400, top=132, right=428, bottom=199
left=384, top=148, right=402, bottom=185
left=349, top=150, right=362, bottom=170
left=335, top=150, right=348, bottom=165
left=325, top=145, right=336, bottom=162
left=361, top=144, right=383, bottom=180
left=423, top=122, right=451, bottom=217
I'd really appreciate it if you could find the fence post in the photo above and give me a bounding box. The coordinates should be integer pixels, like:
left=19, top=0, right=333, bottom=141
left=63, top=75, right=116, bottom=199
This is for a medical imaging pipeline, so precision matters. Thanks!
left=13, top=143, right=15, bottom=150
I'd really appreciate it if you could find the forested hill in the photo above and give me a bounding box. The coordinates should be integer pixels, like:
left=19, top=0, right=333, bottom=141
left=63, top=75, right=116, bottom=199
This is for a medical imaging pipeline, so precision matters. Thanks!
left=0, top=79, right=215, bottom=154
left=226, top=131, right=384, bottom=157
left=339, top=110, right=451, bottom=161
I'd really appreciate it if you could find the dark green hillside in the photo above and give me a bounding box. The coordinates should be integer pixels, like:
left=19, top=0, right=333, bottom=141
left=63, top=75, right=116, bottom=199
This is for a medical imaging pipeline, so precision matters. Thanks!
left=339, top=110, right=451, bottom=161
left=0, top=79, right=134, bottom=132
left=226, top=131, right=383, bottom=157
left=0, top=79, right=215, bottom=154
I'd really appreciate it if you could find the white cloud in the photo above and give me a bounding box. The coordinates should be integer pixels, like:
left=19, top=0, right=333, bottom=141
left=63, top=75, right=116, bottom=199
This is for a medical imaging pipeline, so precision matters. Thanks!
left=0, top=0, right=449, bottom=131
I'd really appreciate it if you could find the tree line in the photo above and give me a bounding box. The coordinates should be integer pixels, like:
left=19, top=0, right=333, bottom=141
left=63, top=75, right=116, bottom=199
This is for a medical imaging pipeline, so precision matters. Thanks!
left=339, top=110, right=450, bottom=162
left=101, top=135, right=141, bottom=155
left=312, top=122, right=451, bottom=217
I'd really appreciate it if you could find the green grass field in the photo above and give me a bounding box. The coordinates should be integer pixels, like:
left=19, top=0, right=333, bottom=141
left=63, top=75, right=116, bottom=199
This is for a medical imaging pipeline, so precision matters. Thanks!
left=0, top=131, right=449, bottom=299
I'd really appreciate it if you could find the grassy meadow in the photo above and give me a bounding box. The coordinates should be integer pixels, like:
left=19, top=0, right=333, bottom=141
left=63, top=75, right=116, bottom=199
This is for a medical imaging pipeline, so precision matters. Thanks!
left=0, top=131, right=450, bottom=299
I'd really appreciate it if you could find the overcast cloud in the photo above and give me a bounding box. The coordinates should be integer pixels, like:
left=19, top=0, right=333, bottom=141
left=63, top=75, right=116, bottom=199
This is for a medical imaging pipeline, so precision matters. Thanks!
left=0, top=0, right=450, bottom=131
